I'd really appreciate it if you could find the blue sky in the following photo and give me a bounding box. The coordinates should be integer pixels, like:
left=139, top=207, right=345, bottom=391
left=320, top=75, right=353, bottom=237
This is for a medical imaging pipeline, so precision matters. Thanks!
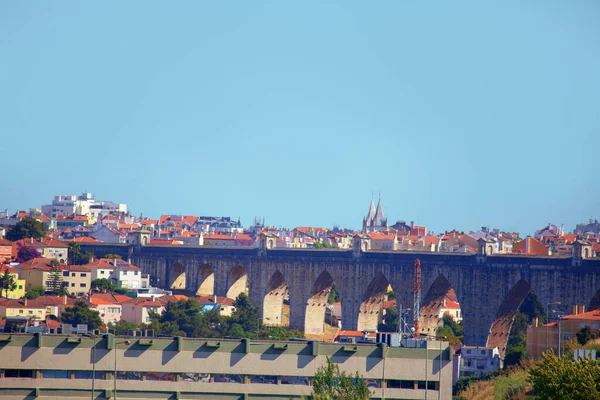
left=1, top=1, right=599, bottom=234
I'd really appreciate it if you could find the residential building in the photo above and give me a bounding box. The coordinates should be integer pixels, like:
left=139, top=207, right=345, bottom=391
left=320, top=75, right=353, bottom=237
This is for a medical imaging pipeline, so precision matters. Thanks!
left=0, top=238, right=16, bottom=262
left=41, top=192, right=127, bottom=220
left=362, top=197, right=388, bottom=233
left=0, top=265, right=26, bottom=299
left=527, top=305, right=600, bottom=358
left=14, top=238, right=69, bottom=263
left=575, top=219, right=600, bottom=235
left=111, top=259, right=148, bottom=289
left=91, top=225, right=126, bottom=243
left=455, top=346, right=501, bottom=378
left=0, top=295, right=76, bottom=320
left=512, top=236, right=550, bottom=256
left=197, top=295, right=236, bottom=317
left=368, top=231, right=397, bottom=251
left=204, top=233, right=255, bottom=247
left=17, top=258, right=58, bottom=291
left=83, top=258, right=115, bottom=281
left=88, top=293, right=130, bottom=326
left=61, top=265, right=91, bottom=297
left=121, top=295, right=184, bottom=324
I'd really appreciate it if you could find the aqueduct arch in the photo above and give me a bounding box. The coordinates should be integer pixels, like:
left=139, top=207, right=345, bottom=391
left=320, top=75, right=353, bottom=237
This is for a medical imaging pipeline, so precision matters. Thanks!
left=304, top=271, right=336, bottom=335
left=168, top=263, right=186, bottom=290
left=262, top=270, right=289, bottom=326
left=419, top=274, right=458, bottom=338
left=226, top=265, right=248, bottom=300
left=196, top=264, right=214, bottom=296
left=357, top=272, right=392, bottom=332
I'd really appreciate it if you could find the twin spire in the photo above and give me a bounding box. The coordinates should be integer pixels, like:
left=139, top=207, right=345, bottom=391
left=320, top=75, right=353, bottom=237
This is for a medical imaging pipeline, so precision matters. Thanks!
left=363, top=194, right=387, bottom=233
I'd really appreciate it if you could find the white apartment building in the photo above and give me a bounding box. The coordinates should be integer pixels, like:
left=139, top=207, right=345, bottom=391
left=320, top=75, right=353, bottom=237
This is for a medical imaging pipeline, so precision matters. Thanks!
left=455, top=346, right=501, bottom=380
left=41, top=192, right=127, bottom=220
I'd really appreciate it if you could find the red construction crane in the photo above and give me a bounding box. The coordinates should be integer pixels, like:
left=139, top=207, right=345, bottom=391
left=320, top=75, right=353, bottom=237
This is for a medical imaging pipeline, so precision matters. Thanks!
left=413, top=258, right=421, bottom=338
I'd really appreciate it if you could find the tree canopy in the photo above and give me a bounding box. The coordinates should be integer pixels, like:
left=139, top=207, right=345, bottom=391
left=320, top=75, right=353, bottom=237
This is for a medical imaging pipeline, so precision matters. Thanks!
left=529, top=351, right=600, bottom=399
left=61, top=300, right=103, bottom=330
left=0, top=269, right=17, bottom=299
left=24, top=287, right=45, bottom=299
left=103, top=253, right=122, bottom=260
left=312, top=357, right=371, bottom=400
left=68, top=242, right=93, bottom=265
left=6, top=217, right=47, bottom=241
left=15, top=245, right=41, bottom=263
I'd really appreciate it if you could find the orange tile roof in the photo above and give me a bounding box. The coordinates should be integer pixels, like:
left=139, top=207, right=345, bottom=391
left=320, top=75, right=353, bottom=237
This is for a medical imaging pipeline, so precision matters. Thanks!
left=141, top=219, right=158, bottom=225
left=18, top=258, right=63, bottom=271
left=150, top=239, right=182, bottom=245
left=562, top=309, right=600, bottom=322
left=0, top=265, right=17, bottom=274
left=72, top=236, right=102, bottom=243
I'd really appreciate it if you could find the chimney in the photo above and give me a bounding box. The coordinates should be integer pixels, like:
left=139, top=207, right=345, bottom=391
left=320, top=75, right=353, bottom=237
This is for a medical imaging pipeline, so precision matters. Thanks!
left=580, top=305, right=586, bottom=314
left=213, top=294, right=217, bottom=303
left=30, top=237, right=33, bottom=244
left=113, top=258, right=117, bottom=266
left=23, top=298, right=28, bottom=306
left=533, top=317, right=538, bottom=327
left=63, top=294, right=67, bottom=305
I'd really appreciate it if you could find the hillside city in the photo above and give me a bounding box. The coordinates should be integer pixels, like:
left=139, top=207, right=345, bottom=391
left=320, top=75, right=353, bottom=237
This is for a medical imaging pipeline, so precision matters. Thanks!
left=1, top=192, right=599, bottom=392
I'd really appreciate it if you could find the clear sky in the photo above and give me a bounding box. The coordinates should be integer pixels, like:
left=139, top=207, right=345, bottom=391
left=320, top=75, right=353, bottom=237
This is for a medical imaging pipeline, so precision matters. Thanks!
left=1, top=1, right=599, bottom=234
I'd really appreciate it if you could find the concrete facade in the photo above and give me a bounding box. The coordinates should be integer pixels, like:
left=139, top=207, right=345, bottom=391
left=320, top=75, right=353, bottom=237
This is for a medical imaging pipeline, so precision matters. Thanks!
left=0, top=334, right=452, bottom=400
left=78, top=241, right=600, bottom=358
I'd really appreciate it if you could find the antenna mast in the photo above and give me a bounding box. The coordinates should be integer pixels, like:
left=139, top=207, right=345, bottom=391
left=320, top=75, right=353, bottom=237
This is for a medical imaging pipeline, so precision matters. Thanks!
left=413, top=258, right=421, bottom=338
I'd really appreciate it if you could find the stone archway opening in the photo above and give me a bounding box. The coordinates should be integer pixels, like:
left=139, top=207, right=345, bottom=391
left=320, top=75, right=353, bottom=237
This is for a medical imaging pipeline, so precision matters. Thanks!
left=357, top=272, right=394, bottom=332
left=263, top=270, right=289, bottom=327
left=226, top=266, right=249, bottom=300
left=196, top=264, right=215, bottom=296
left=419, top=275, right=463, bottom=340
left=168, top=263, right=186, bottom=290
left=305, top=271, right=341, bottom=337
left=486, top=279, right=547, bottom=364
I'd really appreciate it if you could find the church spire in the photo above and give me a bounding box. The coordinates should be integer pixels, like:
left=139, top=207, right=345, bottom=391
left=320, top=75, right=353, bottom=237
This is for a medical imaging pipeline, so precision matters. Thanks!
left=374, top=194, right=385, bottom=222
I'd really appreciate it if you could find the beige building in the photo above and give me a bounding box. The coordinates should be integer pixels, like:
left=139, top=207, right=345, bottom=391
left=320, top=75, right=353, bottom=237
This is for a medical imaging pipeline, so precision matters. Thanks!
left=527, top=305, right=600, bottom=358
left=17, top=258, right=56, bottom=291
left=0, top=334, right=452, bottom=399
left=61, top=265, right=92, bottom=297
left=0, top=295, right=76, bottom=320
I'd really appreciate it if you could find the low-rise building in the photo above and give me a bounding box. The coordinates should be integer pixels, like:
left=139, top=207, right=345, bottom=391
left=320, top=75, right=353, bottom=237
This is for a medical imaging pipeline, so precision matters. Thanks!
left=17, top=258, right=57, bottom=292
left=455, top=346, right=501, bottom=379
left=121, top=295, right=185, bottom=324
left=14, top=238, right=69, bottom=263
left=88, top=293, right=130, bottom=326
left=61, top=265, right=91, bottom=297
left=197, top=295, right=236, bottom=317
left=0, top=239, right=17, bottom=262
left=0, top=295, right=76, bottom=320
left=0, top=265, right=26, bottom=299
left=526, top=305, right=600, bottom=358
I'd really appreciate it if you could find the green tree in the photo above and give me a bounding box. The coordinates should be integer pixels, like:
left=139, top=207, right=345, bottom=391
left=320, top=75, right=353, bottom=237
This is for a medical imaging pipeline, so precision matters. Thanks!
left=313, top=241, right=335, bottom=249
left=227, top=293, right=260, bottom=336
left=48, top=260, right=66, bottom=296
left=378, top=305, right=398, bottom=332
left=576, top=326, right=594, bottom=346
left=91, top=278, right=114, bottom=293
left=0, top=269, right=17, bottom=299
left=529, top=351, right=600, bottom=399
left=61, top=300, right=103, bottom=330
left=203, top=240, right=213, bottom=246
left=103, top=253, right=122, bottom=260
left=24, top=286, right=45, bottom=299
left=156, top=298, right=223, bottom=338
left=328, top=283, right=340, bottom=304
left=68, top=242, right=93, bottom=265
left=6, top=217, right=47, bottom=241
left=504, top=290, right=546, bottom=366
left=312, top=357, right=371, bottom=400
left=109, top=320, right=139, bottom=335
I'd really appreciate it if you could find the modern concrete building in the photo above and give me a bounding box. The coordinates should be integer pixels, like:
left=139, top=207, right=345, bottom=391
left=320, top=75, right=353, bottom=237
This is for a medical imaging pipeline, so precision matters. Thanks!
left=455, top=346, right=501, bottom=379
left=0, top=334, right=452, bottom=400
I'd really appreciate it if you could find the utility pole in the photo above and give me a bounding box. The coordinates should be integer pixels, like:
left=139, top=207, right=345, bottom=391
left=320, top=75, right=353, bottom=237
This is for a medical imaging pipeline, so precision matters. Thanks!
left=413, top=258, right=421, bottom=338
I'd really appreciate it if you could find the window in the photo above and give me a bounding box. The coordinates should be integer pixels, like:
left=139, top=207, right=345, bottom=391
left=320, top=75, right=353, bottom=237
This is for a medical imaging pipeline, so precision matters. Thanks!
left=42, top=370, right=71, bottom=379
left=71, top=283, right=75, bottom=287
left=80, top=283, right=86, bottom=288
left=19, top=310, right=23, bottom=314
left=145, top=372, right=177, bottom=382
left=213, top=374, right=243, bottom=383
left=81, top=273, right=87, bottom=277
left=117, top=371, right=142, bottom=380
left=18, top=285, right=23, bottom=290
left=100, top=270, right=105, bottom=274
left=134, top=271, right=139, bottom=276
left=63, top=271, right=69, bottom=277
left=74, top=371, right=103, bottom=380
left=4, top=369, right=34, bottom=378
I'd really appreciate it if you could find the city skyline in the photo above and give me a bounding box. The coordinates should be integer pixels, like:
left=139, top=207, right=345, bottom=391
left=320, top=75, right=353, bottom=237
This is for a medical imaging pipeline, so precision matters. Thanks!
left=1, top=1, right=599, bottom=235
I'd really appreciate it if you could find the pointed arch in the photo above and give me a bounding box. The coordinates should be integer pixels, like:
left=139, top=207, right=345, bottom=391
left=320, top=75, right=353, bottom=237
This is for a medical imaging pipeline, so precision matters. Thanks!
left=486, top=279, right=532, bottom=358
left=196, top=264, right=214, bottom=296
left=305, top=271, right=336, bottom=335
left=227, top=266, right=248, bottom=300
left=263, top=270, right=289, bottom=326
left=168, top=263, right=186, bottom=290
left=419, top=275, right=461, bottom=338
left=357, top=272, right=391, bottom=332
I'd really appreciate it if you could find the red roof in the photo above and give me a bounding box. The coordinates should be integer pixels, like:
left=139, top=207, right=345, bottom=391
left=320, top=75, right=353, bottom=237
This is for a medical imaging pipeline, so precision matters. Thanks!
left=0, top=265, right=17, bottom=274
left=72, top=236, right=101, bottom=243
left=150, top=239, right=182, bottom=245
left=18, top=258, right=64, bottom=271
left=562, top=309, right=600, bottom=322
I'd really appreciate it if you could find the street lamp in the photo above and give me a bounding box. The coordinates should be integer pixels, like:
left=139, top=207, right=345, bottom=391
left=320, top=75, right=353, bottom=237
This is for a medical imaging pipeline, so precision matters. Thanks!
left=114, top=340, right=131, bottom=400
left=546, top=302, right=561, bottom=354
left=557, top=315, right=564, bottom=358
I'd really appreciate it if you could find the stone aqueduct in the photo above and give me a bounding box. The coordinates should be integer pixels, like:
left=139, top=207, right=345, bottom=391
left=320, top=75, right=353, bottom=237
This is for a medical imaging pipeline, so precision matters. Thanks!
left=81, top=237, right=600, bottom=358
